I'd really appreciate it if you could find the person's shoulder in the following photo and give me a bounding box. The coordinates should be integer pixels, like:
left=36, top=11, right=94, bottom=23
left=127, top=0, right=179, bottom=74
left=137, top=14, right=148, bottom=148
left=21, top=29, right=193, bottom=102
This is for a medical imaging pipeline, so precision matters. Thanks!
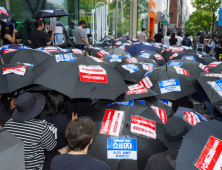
left=56, top=113, right=70, bottom=123
left=87, top=155, right=110, bottom=169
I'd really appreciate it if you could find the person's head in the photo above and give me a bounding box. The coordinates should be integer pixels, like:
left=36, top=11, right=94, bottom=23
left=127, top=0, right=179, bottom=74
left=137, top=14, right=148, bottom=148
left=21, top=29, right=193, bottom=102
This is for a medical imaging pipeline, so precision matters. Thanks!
left=197, top=32, right=201, bottom=36
left=167, top=32, right=170, bottom=36
left=79, top=20, right=86, bottom=28
left=209, top=36, right=214, bottom=42
left=11, top=20, right=18, bottom=29
left=66, top=116, right=96, bottom=152
left=177, top=32, right=181, bottom=36
left=0, top=21, right=12, bottom=31
left=33, top=20, right=44, bottom=30
left=199, top=35, right=204, bottom=44
left=45, top=22, right=50, bottom=31
left=185, top=33, right=189, bottom=38
left=170, top=32, right=176, bottom=41
left=163, top=117, right=192, bottom=150
left=218, top=34, right=222, bottom=41
left=158, top=28, right=163, bottom=33
left=44, top=90, right=64, bottom=116
left=141, top=28, right=146, bottom=33
left=36, top=17, right=44, bottom=21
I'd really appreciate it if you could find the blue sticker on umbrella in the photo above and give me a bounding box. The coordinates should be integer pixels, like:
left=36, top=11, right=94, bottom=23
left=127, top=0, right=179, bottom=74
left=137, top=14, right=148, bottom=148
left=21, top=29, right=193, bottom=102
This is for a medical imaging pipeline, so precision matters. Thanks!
left=107, top=138, right=137, bottom=160
left=167, top=62, right=183, bottom=66
left=145, top=69, right=154, bottom=76
left=35, top=47, right=44, bottom=51
left=161, top=99, right=172, bottom=107
left=139, top=53, right=151, bottom=58
left=136, top=100, right=145, bottom=105
left=110, top=54, right=121, bottom=62
left=122, top=64, right=140, bottom=73
left=181, top=56, right=195, bottom=61
left=55, top=53, right=75, bottom=62
left=142, top=63, right=156, bottom=68
left=125, top=53, right=132, bottom=58
left=195, top=112, right=208, bottom=121
left=57, top=47, right=70, bottom=52
left=159, top=78, right=181, bottom=94
left=2, top=45, right=10, bottom=49
left=18, top=46, right=31, bottom=49
left=107, top=100, right=134, bottom=106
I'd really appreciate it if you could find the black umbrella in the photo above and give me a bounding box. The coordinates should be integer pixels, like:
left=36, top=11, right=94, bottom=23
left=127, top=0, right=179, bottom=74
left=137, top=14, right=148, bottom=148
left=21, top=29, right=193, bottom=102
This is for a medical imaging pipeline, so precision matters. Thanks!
left=162, top=47, right=184, bottom=60
left=202, top=55, right=217, bottom=64
left=82, top=101, right=167, bottom=170
left=133, top=51, right=165, bottom=65
left=176, top=120, right=222, bottom=170
left=164, top=59, right=209, bottom=76
left=33, top=54, right=128, bottom=100
left=0, top=7, right=14, bottom=19
left=87, top=46, right=103, bottom=55
left=168, top=52, right=207, bottom=65
left=207, top=61, right=222, bottom=72
left=36, top=46, right=73, bottom=55
left=0, top=49, right=52, bottom=66
left=34, top=9, right=69, bottom=18
left=0, top=64, right=34, bottom=94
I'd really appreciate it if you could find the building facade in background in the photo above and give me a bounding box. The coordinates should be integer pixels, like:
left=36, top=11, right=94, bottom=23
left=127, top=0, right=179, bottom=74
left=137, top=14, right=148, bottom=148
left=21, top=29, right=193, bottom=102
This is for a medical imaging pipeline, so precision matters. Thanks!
left=148, top=0, right=155, bottom=39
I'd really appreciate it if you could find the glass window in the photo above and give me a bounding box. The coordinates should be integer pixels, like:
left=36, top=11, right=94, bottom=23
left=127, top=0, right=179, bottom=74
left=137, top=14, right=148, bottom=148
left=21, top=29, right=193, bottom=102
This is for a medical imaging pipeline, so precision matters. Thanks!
left=137, top=0, right=149, bottom=35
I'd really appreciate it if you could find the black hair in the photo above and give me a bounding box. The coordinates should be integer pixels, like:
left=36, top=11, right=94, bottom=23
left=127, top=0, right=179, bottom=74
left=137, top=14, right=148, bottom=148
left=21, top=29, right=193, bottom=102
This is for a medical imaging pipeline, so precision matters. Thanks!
left=177, top=32, right=181, bottom=36
left=167, top=32, right=170, bottom=36
left=197, top=32, right=201, bottom=36
left=33, top=20, right=44, bottom=30
left=158, top=28, right=163, bottom=32
left=44, top=90, right=64, bottom=116
left=79, top=20, right=86, bottom=25
left=185, top=33, right=189, bottom=38
left=199, top=35, right=204, bottom=44
left=170, top=32, right=176, bottom=42
left=141, top=28, right=146, bottom=31
left=218, top=35, right=222, bottom=40
left=209, top=36, right=214, bottom=40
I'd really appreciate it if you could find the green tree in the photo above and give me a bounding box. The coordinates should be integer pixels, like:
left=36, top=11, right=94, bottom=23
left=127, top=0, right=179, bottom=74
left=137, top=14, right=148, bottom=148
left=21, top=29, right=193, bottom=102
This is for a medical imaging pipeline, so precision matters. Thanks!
left=191, top=0, right=221, bottom=32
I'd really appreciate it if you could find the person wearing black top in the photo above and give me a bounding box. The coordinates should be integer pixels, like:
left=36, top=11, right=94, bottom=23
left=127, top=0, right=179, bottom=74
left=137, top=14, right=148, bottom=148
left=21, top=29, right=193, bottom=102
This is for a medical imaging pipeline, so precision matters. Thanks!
left=0, top=21, right=17, bottom=45
left=169, top=32, right=177, bottom=46
left=144, top=117, right=192, bottom=170
left=27, top=20, right=55, bottom=49
left=154, top=28, right=164, bottom=43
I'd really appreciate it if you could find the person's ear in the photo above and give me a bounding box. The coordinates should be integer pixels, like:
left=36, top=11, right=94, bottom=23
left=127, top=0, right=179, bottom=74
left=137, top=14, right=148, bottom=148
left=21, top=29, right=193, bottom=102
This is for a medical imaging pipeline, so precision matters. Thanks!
left=90, top=138, right=93, bottom=144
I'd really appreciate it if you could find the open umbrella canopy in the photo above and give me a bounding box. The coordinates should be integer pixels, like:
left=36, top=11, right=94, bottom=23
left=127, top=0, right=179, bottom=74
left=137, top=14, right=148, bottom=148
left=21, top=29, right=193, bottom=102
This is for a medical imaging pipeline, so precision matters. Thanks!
left=33, top=54, right=128, bottom=100
left=126, top=43, right=157, bottom=56
left=0, top=7, right=14, bottom=19
left=81, top=101, right=167, bottom=170
left=207, top=61, right=222, bottom=72
left=176, top=120, right=222, bottom=170
left=161, top=47, right=184, bottom=60
left=35, top=46, right=74, bottom=55
left=34, top=9, right=69, bottom=18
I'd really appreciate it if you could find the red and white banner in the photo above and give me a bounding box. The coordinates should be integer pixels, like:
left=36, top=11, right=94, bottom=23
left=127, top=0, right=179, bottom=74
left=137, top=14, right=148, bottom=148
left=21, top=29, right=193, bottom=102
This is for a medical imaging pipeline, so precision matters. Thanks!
left=151, top=106, right=167, bottom=124
left=79, top=65, right=108, bottom=83
left=3, top=49, right=17, bottom=54
left=88, top=56, right=105, bottom=63
left=72, top=49, right=84, bottom=55
left=119, top=46, right=126, bottom=50
left=142, top=65, right=154, bottom=71
left=96, top=50, right=107, bottom=58
left=154, top=54, right=164, bottom=61
left=132, top=38, right=138, bottom=42
left=171, top=48, right=183, bottom=53
left=183, top=112, right=200, bottom=126
left=100, top=109, right=124, bottom=136
left=3, top=66, right=27, bottom=76
left=165, top=48, right=171, bottom=52
left=208, top=62, right=222, bottom=68
left=0, top=7, right=8, bottom=16
left=160, top=50, right=165, bottom=54
left=174, top=66, right=190, bottom=76
left=125, top=57, right=138, bottom=63
left=206, top=74, right=222, bottom=78
left=139, top=76, right=153, bottom=88
left=130, top=116, right=156, bottom=139
left=199, top=63, right=209, bottom=73
left=43, top=47, right=57, bottom=52
left=125, top=84, right=148, bottom=95
left=195, top=136, right=222, bottom=170
left=169, top=53, right=179, bottom=60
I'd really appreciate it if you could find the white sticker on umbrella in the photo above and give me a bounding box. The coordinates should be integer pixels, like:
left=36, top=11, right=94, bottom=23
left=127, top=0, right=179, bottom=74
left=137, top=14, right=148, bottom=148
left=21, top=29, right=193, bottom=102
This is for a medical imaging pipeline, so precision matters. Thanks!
left=43, top=47, right=57, bottom=52
left=199, top=63, right=209, bottom=73
left=182, top=56, right=195, bottom=61
left=169, top=53, right=179, bottom=60
left=151, top=106, right=167, bottom=124
left=55, top=53, right=75, bottom=62
left=100, top=109, right=124, bottom=137
left=42, top=10, right=54, bottom=13
left=132, top=38, right=138, bottom=42
left=139, top=53, right=151, bottom=58
left=195, top=136, right=222, bottom=170
left=57, top=47, right=70, bottom=52
left=122, top=64, right=140, bottom=73
left=3, top=66, right=27, bottom=76
left=167, top=62, right=183, bottom=67
left=154, top=54, right=164, bottom=61
left=183, top=112, right=200, bottom=126
left=139, top=76, right=153, bottom=88
left=171, top=48, right=183, bottom=53
left=125, top=53, right=132, bottom=58
left=174, top=66, right=189, bottom=76
left=206, top=74, right=222, bottom=78
left=110, top=54, right=121, bottom=62
left=3, top=49, right=17, bottom=54
left=208, top=80, right=222, bottom=97
left=125, top=57, right=138, bottom=63
left=96, top=50, right=107, bottom=58
left=142, top=65, right=154, bottom=71
left=0, top=7, right=8, bottom=15
left=159, top=78, right=181, bottom=94
left=125, top=84, right=148, bottom=95
left=79, top=65, right=108, bottom=83
left=208, top=62, right=222, bottom=68
left=88, top=56, right=105, bottom=63
left=72, top=49, right=84, bottom=55
left=130, top=116, right=156, bottom=139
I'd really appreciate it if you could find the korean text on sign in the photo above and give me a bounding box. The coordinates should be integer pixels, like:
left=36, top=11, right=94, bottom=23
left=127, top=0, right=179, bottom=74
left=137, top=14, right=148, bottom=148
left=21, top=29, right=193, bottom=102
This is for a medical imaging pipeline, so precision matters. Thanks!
left=159, top=78, right=181, bottom=94
left=182, top=112, right=200, bottom=126
left=208, top=80, right=222, bottom=98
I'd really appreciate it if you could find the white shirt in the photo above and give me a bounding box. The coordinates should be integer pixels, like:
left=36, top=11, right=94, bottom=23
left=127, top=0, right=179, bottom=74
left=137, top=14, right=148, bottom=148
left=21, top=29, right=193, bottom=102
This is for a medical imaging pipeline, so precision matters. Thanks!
left=176, top=36, right=183, bottom=46
left=163, top=36, right=171, bottom=47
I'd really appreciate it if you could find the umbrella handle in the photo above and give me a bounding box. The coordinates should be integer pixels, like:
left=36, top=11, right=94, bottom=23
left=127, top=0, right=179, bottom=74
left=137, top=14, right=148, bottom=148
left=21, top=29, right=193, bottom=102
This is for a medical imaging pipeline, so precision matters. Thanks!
left=0, top=57, right=4, bottom=64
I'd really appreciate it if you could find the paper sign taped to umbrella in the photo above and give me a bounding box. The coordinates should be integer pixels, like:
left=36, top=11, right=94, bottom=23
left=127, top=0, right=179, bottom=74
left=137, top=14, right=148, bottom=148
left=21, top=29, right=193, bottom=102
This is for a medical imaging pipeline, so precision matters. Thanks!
left=139, top=76, right=153, bottom=88
left=0, top=7, right=8, bottom=15
left=142, top=63, right=156, bottom=68
left=208, top=80, right=222, bottom=97
left=182, top=56, right=195, bottom=61
left=57, top=47, right=70, bottom=52
left=171, top=48, right=183, bottom=53
left=3, top=66, right=27, bottom=76
left=165, top=48, right=171, bottom=52
left=183, top=112, right=200, bottom=126
left=167, top=62, right=183, bottom=67
left=54, top=26, right=63, bottom=34
left=169, top=53, right=179, bottom=60
left=136, top=100, right=145, bottom=105
left=107, top=138, right=137, bottom=160
left=206, top=74, right=222, bottom=78
left=194, top=136, right=222, bottom=170
left=161, top=99, right=172, bottom=107
left=125, top=57, right=138, bottom=63
left=139, top=53, right=151, bottom=58
left=88, top=56, right=105, bottom=63
left=174, top=66, right=190, bottom=76
left=199, top=63, right=209, bottom=73
left=43, top=47, right=58, bottom=53
left=3, top=49, right=17, bottom=54
left=72, top=49, right=83, bottom=55
left=100, top=109, right=124, bottom=137
left=151, top=106, right=167, bottom=124
left=79, top=65, right=108, bottom=83
left=55, top=53, right=75, bottom=62
left=96, top=50, right=107, bottom=58
left=208, top=62, right=222, bottom=68
left=125, top=53, right=132, bottom=58
left=159, top=78, right=181, bottom=94
left=42, top=9, right=54, bottom=13
left=143, top=65, right=154, bottom=71
left=18, top=46, right=31, bottom=50
left=132, top=38, right=138, bottom=42
left=110, top=54, right=121, bottom=62
left=154, top=54, right=164, bottom=61
left=130, top=116, right=156, bottom=139
left=1, top=44, right=10, bottom=49
left=122, top=64, right=140, bottom=73
left=125, top=84, right=148, bottom=95
left=107, top=101, right=134, bottom=106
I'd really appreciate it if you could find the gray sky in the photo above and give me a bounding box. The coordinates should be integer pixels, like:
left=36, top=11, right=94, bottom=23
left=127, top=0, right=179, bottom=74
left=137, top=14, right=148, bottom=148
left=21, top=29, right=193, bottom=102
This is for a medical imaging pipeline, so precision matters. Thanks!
left=187, top=0, right=196, bottom=14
